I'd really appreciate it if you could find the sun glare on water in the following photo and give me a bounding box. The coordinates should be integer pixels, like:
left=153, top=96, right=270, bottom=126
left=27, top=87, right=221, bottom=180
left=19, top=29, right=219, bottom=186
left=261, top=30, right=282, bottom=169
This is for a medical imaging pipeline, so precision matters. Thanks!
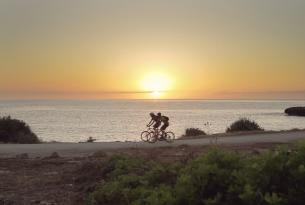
left=140, top=72, right=172, bottom=99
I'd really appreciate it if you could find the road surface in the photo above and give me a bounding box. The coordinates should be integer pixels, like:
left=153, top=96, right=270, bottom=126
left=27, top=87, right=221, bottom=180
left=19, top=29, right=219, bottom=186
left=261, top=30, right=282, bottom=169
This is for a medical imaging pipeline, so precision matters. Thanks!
left=1, top=130, right=305, bottom=158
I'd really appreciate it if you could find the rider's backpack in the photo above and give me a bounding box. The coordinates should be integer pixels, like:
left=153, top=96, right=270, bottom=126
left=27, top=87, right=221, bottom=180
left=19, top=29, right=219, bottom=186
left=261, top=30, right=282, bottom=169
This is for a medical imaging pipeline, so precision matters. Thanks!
left=162, top=116, right=169, bottom=122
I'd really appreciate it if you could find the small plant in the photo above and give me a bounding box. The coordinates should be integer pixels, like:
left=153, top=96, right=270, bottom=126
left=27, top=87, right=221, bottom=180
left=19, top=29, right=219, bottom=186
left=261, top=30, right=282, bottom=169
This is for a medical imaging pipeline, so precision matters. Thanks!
left=0, top=116, right=40, bottom=144
left=184, top=128, right=206, bottom=137
left=226, top=118, right=263, bottom=133
left=86, top=137, right=96, bottom=143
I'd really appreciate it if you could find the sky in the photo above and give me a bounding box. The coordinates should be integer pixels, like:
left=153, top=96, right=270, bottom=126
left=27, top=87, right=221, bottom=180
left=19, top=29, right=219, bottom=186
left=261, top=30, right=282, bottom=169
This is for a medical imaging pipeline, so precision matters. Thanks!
left=0, top=0, right=305, bottom=99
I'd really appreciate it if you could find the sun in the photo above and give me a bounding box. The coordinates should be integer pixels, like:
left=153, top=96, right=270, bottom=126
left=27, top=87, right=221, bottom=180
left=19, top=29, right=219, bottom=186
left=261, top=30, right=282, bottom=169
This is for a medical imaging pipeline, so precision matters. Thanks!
left=140, top=72, right=172, bottom=98
left=151, top=90, right=161, bottom=98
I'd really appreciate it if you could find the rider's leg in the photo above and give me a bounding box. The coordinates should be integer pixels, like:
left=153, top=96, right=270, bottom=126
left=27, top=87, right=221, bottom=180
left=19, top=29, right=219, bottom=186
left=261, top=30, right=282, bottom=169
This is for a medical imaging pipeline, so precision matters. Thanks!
left=161, top=123, right=169, bottom=138
left=160, top=125, right=166, bottom=139
left=153, top=122, right=161, bottom=138
left=154, top=128, right=158, bottom=137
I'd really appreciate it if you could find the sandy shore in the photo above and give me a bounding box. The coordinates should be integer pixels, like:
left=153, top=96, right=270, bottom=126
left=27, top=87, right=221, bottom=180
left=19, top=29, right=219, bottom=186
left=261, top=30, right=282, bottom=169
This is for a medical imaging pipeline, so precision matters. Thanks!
left=1, top=130, right=305, bottom=158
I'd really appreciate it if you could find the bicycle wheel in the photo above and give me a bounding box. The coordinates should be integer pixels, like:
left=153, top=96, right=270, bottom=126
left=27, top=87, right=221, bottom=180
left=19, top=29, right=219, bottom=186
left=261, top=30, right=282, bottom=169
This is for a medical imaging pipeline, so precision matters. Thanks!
left=147, top=132, right=158, bottom=143
left=141, top=131, right=150, bottom=142
left=165, top=132, right=175, bottom=143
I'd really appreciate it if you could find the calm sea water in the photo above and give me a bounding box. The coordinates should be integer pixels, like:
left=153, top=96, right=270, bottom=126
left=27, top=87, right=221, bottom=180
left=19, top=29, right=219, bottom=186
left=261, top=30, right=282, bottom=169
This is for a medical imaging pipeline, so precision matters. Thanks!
left=0, top=100, right=305, bottom=142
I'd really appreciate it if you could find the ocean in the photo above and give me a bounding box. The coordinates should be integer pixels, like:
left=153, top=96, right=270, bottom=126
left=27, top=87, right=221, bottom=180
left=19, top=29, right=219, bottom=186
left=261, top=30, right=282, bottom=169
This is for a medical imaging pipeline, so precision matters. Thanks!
left=0, top=100, right=305, bottom=142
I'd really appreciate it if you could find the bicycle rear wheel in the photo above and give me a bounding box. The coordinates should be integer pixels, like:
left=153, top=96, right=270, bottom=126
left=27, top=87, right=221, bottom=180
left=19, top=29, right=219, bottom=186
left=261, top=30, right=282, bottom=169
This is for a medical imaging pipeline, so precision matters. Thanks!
left=165, top=132, right=175, bottom=143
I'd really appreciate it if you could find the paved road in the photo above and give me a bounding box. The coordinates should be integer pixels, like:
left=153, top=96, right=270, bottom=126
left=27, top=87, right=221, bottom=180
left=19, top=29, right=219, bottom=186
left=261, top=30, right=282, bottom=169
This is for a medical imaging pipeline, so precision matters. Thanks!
left=1, top=130, right=305, bottom=158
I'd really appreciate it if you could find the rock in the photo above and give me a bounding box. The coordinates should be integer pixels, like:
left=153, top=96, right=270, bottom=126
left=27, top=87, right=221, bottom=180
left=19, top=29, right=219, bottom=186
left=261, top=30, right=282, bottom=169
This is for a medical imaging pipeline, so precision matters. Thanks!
left=16, top=153, right=29, bottom=159
left=285, top=107, right=305, bottom=116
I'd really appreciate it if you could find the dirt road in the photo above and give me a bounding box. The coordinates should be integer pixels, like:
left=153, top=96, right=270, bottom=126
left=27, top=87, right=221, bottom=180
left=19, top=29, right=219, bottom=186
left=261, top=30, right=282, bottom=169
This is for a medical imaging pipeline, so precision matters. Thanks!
left=1, top=130, right=305, bottom=158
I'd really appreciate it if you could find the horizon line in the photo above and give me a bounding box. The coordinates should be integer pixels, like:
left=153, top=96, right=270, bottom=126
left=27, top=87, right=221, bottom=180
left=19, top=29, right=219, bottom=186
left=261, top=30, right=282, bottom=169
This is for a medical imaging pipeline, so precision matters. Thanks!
left=1, top=97, right=305, bottom=102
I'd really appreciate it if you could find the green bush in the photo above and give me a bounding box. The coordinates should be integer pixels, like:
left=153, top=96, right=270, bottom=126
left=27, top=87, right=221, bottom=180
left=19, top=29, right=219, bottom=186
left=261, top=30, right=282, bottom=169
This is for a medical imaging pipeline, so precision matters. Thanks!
left=87, top=156, right=181, bottom=205
left=175, top=149, right=244, bottom=205
left=0, top=116, right=40, bottom=144
left=226, top=118, right=263, bottom=133
left=184, top=128, right=206, bottom=137
left=88, top=142, right=305, bottom=205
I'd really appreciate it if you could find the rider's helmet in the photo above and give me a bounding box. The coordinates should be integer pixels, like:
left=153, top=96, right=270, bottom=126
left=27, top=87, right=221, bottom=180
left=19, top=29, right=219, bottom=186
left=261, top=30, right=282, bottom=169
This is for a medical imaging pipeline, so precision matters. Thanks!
left=157, top=112, right=162, bottom=117
left=150, top=112, right=155, bottom=117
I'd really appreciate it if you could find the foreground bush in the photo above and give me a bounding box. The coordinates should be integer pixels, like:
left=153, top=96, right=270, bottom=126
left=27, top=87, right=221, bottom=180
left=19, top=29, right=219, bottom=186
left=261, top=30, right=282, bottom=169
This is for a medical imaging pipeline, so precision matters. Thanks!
left=285, top=107, right=305, bottom=117
left=184, top=128, right=206, bottom=137
left=226, top=118, right=263, bottom=133
left=88, top=142, right=305, bottom=205
left=0, top=116, right=40, bottom=144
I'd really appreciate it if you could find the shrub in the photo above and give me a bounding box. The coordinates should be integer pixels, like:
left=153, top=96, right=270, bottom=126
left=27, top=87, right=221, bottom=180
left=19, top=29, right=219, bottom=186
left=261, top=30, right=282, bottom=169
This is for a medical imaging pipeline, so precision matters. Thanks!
left=184, top=128, right=206, bottom=137
left=0, top=116, right=40, bottom=144
left=226, top=118, right=263, bottom=133
left=87, top=156, right=181, bottom=205
left=175, top=149, right=244, bottom=205
left=88, top=142, right=305, bottom=205
left=86, top=137, right=97, bottom=143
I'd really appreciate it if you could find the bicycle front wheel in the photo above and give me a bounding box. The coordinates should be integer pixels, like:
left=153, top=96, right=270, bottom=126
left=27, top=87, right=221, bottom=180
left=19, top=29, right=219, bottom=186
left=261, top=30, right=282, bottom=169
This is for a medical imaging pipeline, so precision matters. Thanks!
left=147, top=133, right=158, bottom=143
left=165, top=132, right=175, bottom=143
left=141, top=131, right=150, bottom=142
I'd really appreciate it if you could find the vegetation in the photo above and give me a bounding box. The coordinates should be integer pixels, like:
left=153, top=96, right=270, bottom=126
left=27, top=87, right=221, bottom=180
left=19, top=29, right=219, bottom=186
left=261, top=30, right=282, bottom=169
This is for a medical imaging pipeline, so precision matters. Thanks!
left=87, top=137, right=97, bottom=143
left=0, top=116, right=40, bottom=144
left=88, top=141, right=305, bottom=205
left=285, top=107, right=305, bottom=117
left=226, top=118, right=263, bottom=133
left=184, top=128, right=207, bottom=137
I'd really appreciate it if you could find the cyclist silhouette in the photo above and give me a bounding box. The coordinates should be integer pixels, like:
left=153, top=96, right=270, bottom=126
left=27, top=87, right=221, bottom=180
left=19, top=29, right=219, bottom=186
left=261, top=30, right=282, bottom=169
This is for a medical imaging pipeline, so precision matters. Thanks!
left=147, top=112, right=161, bottom=131
left=159, top=113, right=169, bottom=137
left=141, top=112, right=174, bottom=143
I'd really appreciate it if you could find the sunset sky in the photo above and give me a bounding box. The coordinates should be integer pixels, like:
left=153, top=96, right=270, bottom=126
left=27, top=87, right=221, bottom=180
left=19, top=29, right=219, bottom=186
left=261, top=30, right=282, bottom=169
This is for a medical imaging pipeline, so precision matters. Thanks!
left=1, top=0, right=305, bottom=99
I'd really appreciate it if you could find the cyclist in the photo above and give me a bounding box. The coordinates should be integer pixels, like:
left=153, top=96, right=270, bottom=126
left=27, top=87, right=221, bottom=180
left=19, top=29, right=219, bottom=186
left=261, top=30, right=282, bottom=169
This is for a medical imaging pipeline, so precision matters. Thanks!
left=160, top=113, right=169, bottom=138
left=147, top=112, right=161, bottom=135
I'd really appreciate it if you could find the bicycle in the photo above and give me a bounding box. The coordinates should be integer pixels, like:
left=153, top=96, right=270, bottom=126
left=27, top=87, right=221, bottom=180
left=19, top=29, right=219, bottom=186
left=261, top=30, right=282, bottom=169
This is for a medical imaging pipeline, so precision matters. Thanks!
left=141, top=126, right=175, bottom=143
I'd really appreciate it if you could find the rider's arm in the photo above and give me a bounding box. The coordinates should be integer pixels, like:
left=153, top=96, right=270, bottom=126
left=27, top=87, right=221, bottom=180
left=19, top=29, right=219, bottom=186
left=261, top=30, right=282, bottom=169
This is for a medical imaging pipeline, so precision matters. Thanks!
left=147, top=119, right=153, bottom=127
